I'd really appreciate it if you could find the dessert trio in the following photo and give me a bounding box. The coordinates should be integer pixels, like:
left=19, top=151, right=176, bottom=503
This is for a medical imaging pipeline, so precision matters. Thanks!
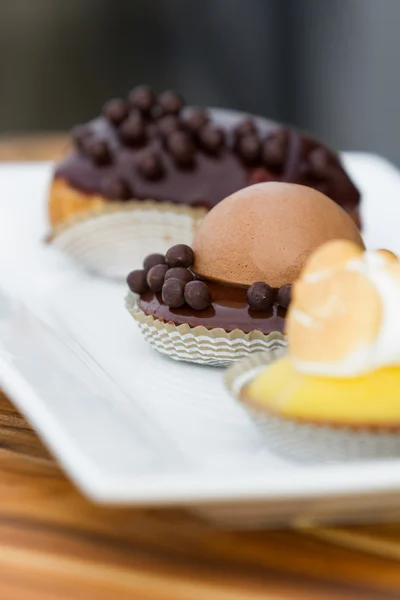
left=48, top=84, right=400, bottom=460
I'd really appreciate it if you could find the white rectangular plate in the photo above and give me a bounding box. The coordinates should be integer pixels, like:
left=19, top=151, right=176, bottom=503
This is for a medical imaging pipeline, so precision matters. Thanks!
left=1, top=156, right=400, bottom=526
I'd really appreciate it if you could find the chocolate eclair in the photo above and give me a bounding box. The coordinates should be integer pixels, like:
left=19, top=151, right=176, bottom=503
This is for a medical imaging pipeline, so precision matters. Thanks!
left=48, top=84, right=361, bottom=279
left=126, top=182, right=364, bottom=366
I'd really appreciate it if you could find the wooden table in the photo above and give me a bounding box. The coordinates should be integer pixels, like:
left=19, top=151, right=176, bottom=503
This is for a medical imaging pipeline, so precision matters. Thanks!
left=2, top=135, right=400, bottom=599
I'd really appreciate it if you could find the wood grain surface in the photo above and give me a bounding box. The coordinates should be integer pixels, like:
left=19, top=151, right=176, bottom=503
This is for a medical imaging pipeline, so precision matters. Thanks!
left=3, top=392, right=400, bottom=599
left=2, top=135, right=400, bottom=598
left=0, top=133, right=68, bottom=162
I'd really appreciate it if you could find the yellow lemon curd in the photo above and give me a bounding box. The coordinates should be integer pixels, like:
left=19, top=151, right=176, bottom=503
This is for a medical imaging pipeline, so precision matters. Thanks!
left=245, top=357, right=400, bottom=426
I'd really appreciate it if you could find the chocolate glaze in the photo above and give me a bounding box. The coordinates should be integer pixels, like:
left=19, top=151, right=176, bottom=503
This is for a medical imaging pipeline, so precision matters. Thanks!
left=138, top=279, right=286, bottom=334
left=56, top=106, right=360, bottom=216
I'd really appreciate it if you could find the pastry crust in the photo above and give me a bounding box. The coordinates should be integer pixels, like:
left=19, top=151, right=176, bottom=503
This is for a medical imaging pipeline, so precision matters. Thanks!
left=48, top=177, right=108, bottom=227
left=126, top=292, right=286, bottom=366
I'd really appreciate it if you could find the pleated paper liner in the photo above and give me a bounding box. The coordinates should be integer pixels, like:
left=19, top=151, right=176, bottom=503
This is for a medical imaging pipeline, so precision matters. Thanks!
left=48, top=199, right=206, bottom=280
left=226, top=352, right=400, bottom=463
left=125, top=292, right=287, bottom=367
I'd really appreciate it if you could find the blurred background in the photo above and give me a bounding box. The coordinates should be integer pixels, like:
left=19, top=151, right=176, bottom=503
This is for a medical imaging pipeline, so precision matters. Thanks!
left=0, top=0, right=399, bottom=163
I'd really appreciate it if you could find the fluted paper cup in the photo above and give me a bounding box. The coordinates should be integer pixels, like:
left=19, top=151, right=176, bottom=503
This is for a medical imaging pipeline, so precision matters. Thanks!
left=226, top=352, right=400, bottom=462
left=125, top=292, right=287, bottom=367
left=48, top=200, right=206, bottom=279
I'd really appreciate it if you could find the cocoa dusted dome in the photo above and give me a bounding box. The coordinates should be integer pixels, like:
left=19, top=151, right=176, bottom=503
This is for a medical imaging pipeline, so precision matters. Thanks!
left=192, top=182, right=365, bottom=288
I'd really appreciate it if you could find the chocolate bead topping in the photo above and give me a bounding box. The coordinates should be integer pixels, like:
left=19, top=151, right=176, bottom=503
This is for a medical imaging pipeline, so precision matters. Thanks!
left=184, top=280, right=212, bottom=311
left=103, top=98, right=129, bottom=125
left=146, top=264, right=169, bottom=292
left=164, top=267, right=194, bottom=285
left=237, top=134, right=261, bottom=163
left=262, top=130, right=288, bottom=168
left=167, top=131, right=195, bottom=165
left=86, top=139, right=112, bottom=165
left=182, top=108, right=209, bottom=133
left=247, top=282, right=275, bottom=311
left=277, top=283, right=292, bottom=308
left=158, top=90, right=184, bottom=116
left=59, top=85, right=361, bottom=221
left=143, top=253, right=166, bottom=273
left=198, top=125, right=224, bottom=154
left=249, top=167, right=272, bottom=184
left=162, top=278, right=186, bottom=308
left=137, top=151, right=164, bottom=179
left=157, top=115, right=181, bottom=138
left=71, top=125, right=92, bottom=151
left=101, top=176, right=131, bottom=200
left=119, top=113, right=146, bottom=146
left=127, top=269, right=149, bottom=294
left=308, top=148, right=329, bottom=178
left=128, top=85, right=156, bottom=113
left=234, top=119, right=257, bottom=139
left=165, top=244, right=194, bottom=268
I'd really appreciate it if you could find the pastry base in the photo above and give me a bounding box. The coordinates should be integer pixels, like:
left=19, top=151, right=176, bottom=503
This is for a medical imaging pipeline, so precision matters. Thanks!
left=226, top=353, right=400, bottom=462
left=126, top=292, right=287, bottom=367
left=47, top=178, right=206, bottom=278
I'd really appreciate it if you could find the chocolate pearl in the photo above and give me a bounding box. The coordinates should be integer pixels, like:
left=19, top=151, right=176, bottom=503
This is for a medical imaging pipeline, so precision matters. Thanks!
left=247, top=282, right=275, bottom=311
left=101, top=176, right=131, bottom=200
left=157, top=114, right=181, bottom=138
left=128, top=85, right=156, bottom=113
left=103, top=98, right=129, bottom=125
left=308, top=148, right=329, bottom=178
left=143, top=253, right=166, bottom=273
left=237, top=134, right=261, bottom=163
left=184, top=280, right=212, bottom=311
left=119, top=113, right=146, bottom=146
left=164, top=267, right=194, bottom=285
left=71, top=125, right=92, bottom=151
left=165, top=244, right=194, bottom=268
left=198, top=125, right=225, bottom=154
left=262, top=130, right=288, bottom=168
left=126, top=270, right=149, bottom=294
left=147, top=264, right=169, bottom=292
left=249, top=167, right=272, bottom=184
left=86, top=139, right=112, bottom=165
left=277, top=284, right=292, bottom=309
left=182, top=108, right=209, bottom=133
left=167, top=130, right=195, bottom=165
left=137, top=151, right=164, bottom=179
left=162, top=278, right=186, bottom=308
left=158, top=90, right=185, bottom=115
left=234, top=119, right=257, bottom=139
left=298, top=161, right=311, bottom=177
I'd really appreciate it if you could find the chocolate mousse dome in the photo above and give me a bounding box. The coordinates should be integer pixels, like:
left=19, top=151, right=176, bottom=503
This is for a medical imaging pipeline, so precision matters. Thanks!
left=192, top=182, right=365, bottom=288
